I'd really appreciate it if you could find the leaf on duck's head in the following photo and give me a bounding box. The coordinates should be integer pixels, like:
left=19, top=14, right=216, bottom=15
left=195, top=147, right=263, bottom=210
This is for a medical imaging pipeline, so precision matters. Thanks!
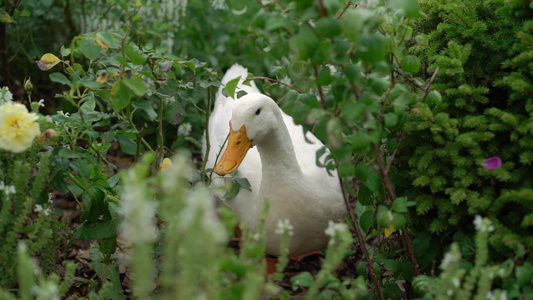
left=224, top=76, right=241, bottom=99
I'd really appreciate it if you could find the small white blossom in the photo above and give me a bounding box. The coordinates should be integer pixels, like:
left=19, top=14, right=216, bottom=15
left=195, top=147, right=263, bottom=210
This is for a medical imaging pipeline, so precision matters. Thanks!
left=44, top=207, right=52, bottom=216
left=474, top=215, right=494, bottom=232
left=447, top=289, right=453, bottom=296
left=440, top=251, right=459, bottom=270
left=48, top=193, right=53, bottom=204
left=0, top=86, right=13, bottom=104
left=34, top=204, right=43, bottom=213
left=498, top=268, right=506, bottom=277
left=325, top=221, right=349, bottom=245
left=275, top=219, right=294, bottom=236
left=453, top=277, right=460, bottom=287
left=37, top=99, right=45, bottom=107
left=178, top=122, right=192, bottom=136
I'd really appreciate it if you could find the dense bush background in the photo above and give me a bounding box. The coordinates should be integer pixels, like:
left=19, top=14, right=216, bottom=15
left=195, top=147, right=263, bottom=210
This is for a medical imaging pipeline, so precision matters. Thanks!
left=0, top=0, right=531, bottom=299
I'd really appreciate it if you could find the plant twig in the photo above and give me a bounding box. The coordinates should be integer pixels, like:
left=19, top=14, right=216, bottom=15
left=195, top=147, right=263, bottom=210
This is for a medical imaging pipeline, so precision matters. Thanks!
left=372, top=143, right=421, bottom=276
left=248, top=76, right=304, bottom=94
left=201, top=86, right=212, bottom=185
left=421, top=67, right=440, bottom=100
left=337, top=174, right=385, bottom=300
left=313, top=64, right=327, bottom=110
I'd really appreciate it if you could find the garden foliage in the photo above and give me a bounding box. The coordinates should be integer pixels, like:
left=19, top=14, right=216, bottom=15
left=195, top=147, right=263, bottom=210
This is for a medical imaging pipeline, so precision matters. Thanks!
left=0, top=0, right=531, bottom=299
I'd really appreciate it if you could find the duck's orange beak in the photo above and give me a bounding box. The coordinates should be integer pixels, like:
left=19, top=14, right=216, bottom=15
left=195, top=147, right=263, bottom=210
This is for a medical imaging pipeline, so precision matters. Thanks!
left=214, top=124, right=252, bottom=175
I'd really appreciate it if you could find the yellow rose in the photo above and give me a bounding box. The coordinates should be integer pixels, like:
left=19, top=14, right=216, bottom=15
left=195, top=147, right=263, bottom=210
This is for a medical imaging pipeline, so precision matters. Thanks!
left=0, top=102, right=41, bottom=153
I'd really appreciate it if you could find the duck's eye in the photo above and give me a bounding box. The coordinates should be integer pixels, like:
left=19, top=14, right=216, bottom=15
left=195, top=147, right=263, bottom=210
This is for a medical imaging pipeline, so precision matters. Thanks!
left=255, top=108, right=261, bottom=116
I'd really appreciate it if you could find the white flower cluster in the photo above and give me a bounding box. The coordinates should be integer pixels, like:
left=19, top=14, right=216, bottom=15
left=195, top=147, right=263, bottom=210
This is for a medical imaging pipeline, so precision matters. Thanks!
left=473, top=215, right=494, bottom=233
left=439, top=250, right=460, bottom=270
left=178, top=187, right=227, bottom=243
left=0, top=181, right=16, bottom=196
left=0, top=86, right=13, bottom=104
left=120, top=175, right=159, bottom=244
left=325, top=220, right=349, bottom=245
left=275, top=219, right=294, bottom=236
left=178, top=122, right=192, bottom=137
left=34, top=204, right=52, bottom=216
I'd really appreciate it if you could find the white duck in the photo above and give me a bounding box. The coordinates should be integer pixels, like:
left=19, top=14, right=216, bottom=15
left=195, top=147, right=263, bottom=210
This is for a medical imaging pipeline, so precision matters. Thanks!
left=205, top=64, right=345, bottom=257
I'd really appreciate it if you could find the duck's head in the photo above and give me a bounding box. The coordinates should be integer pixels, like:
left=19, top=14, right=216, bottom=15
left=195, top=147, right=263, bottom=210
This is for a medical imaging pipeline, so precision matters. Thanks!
left=214, top=93, right=281, bottom=176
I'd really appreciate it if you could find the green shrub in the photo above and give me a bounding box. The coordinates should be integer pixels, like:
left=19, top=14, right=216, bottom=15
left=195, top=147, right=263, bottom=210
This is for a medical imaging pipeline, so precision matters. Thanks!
left=400, top=0, right=533, bottom=266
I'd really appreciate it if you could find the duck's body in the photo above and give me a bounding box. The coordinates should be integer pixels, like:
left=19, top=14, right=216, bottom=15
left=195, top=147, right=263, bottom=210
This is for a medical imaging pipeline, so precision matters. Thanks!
left=205, top=64, right=345, bottom=257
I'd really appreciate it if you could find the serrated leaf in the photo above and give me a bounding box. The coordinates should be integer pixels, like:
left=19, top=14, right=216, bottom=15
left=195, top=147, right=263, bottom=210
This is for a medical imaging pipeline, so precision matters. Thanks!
left=289, top=26, right=319, bottom=60
left=123, top=75, right=146, bottom=96
left=392, top=196, right=408, bottom=213
left=377, top=206, right=392, bottom=227
left=393, top=213, right=406, bottom=229
left=355, top=163, right=382, bottom=194
left=124, top=44, right=146, bottom=65
left=132, top=100, right=157, bottom=121
left=360, top=210, right=374, bottom=233
left=37, top=53, right=61, bottom=71
left=49, top=72, right=71, bottom=86
left=111, top=80, right=131, bottom=110
left=224, top=76, right=241, bottom=99
left=401, top=55, right=421, bottom=73
left=95, top=35, right=109, bottom=50
left=235, top=177, right=252, bottom=191
left=80, top=37, right=102, bottom=60
left=116, top=133, right=137, bottom=155
left=290, top=272, right=314, bottom=288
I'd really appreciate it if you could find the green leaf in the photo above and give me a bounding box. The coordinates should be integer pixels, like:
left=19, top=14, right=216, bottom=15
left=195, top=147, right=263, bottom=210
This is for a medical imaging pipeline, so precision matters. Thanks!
left=67, top=219, right=120, bottom=250
left=338, top=161, right=355, bottom=177
left=384, top=259, right=400, bottom=273
left=360, top=210, right=374, bottom=233
left=111, top=80, right=131, bottom=110
left=132, top=100, right=158, bottom=121
left=81, top=186, right=111, bottom=223
left=341, top=8, right=374, bottom=44
left=315, top=17, right=341, bottom=38
left=388, top=0, right=422, bottom=18
left=393, top=213, right=406, bottom=229
left=401, top=55, right=421, bottom=73
left=516, top=262, right=533, bottom=288
left=116, top=133, right=137, bottom=155
left=412, top=231, right=431, bottom=257
left=384, top=112, right=399, bottom=128
left=123, top=75, right=146, bottom=96
left=354, top=163, right=382, bottom=194
left=60, top=46, right=71, bottom=57
left=400, top=261, right=415, bottom=281
left=80, top=97, right=96, bottom=112
left=80, top=36, right=102, bottom=60
left=124, top=44, right=146, bottom=65
left=235, top=177, right=252, bottom=191
left=289, top=26, right=320, bottom=60
left=224, top=76, right=241, bottom=99
left=358, top=33, right=386, bottom=63
left=96, top=31, right=122, bottom=48
left=0, top=9, right=15, bottom=23
left=290, top=272, right=314, bottom=288
left=49, top=72, right=71, bottom=86
left=358, top=184, right=373, bottom=205
left=377, top=206, right=392, bottom=227
left=392, top=196, right=409, bottom=213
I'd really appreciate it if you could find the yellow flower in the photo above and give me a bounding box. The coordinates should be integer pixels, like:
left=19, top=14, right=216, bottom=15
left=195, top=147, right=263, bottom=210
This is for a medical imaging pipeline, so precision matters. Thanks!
left=0, top=102, right=41, bottom=153
left=160, top=157, right=172, bottom=171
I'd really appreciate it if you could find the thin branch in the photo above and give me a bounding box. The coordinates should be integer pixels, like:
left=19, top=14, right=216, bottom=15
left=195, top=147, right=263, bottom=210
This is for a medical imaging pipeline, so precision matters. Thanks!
left=248, top=76, right=305, bottom=93
left=313, top=64, right=327, bottom=110
left=337, top=175, right=385, bottom=300
left=421, top=67, right=440, bottom=100
left=201, top=86, right=212, bottom=185
left=255, top=0, right=270, bottom=12
left=394, top=70, right=425, bottom=90
left=372, top=143, right=421, bottom=276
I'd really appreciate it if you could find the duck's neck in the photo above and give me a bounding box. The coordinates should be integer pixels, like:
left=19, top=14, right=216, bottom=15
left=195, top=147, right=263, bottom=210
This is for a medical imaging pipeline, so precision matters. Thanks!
left=256, top=123, right=303, bottom=181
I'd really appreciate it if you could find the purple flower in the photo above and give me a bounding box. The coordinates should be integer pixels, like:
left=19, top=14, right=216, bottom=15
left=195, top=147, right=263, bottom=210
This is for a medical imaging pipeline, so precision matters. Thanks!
left=483, top=156, right=502, bottom=170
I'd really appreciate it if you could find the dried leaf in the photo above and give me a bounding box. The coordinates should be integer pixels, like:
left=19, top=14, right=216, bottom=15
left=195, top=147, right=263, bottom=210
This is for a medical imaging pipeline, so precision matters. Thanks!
left=36, top=53, right=61, bottom=71
left=95, top=35, right=109, bottom=50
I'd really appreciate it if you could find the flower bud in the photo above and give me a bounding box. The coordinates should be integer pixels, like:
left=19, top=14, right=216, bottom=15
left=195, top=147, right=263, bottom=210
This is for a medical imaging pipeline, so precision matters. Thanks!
left=24, top=77, right=33, bottom=93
